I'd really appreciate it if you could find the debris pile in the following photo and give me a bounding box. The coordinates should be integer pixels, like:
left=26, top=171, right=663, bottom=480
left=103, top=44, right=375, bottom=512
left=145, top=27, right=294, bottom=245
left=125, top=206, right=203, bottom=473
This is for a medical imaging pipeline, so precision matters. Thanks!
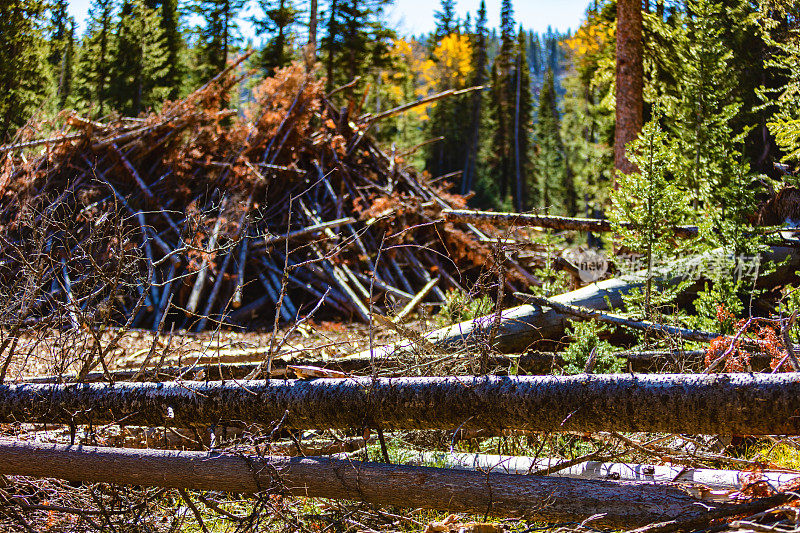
left=0, top=60, right=537, bottom=331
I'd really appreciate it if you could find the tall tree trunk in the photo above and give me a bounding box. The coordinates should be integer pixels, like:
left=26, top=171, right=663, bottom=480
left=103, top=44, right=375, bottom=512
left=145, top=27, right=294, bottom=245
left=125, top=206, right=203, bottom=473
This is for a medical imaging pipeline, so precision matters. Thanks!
left=0, top=439, right=739, bottom=529
left=614, top=0, right=643, bottom=178
left=308, top=0, right=317, bottom=52
left=2, top=373, right=800, bottom=434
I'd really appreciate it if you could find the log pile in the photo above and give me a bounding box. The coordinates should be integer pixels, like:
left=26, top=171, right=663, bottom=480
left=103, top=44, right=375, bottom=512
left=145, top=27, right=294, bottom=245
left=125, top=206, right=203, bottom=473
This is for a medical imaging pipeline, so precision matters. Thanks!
left=0, top=60, right=535, bottom=332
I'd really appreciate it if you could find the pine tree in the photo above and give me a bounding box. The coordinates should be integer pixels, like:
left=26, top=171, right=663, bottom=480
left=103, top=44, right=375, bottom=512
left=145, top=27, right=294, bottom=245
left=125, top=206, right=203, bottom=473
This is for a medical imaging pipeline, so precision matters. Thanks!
left=156, top=0, right=185, bottom=99
left=433, top=0, right=457, bottom=41
left=0, top=0, right=51, bottom=140
left=610, top=111, right=689, bottom=317
left=48, top=0, right=69, bottom=70
left=488, top=0, right=516, bottom=205
left=512, top=28, right=533, bottom=211
left=74, top=0, right=116, bottom=116
left=57, top=18, right=75, bottom=108
left=48, top=0, right=75, bottom=108
left=533, top=69, right=568, bottom=212
left=461, top=0, right=488, bottom=195
left=320, top=0, right=394, bottom=90
left=668, top=0, right=751, bottom=251
left=109, top=0, right=169, bottom=116
left=252, top=0, right=299, bottom=73
left=192, top=0, right=246, bottom=80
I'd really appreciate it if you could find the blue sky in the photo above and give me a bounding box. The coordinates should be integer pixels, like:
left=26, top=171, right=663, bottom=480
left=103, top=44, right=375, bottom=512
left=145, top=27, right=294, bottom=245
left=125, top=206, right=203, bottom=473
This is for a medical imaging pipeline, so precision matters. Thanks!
left=67, top=0, right=590, bottom=39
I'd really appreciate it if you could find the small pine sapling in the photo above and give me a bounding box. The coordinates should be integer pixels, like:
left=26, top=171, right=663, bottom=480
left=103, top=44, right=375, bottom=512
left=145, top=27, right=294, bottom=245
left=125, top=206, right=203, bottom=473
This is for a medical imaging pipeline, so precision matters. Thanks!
left=610, top=110, right=691, bottom=318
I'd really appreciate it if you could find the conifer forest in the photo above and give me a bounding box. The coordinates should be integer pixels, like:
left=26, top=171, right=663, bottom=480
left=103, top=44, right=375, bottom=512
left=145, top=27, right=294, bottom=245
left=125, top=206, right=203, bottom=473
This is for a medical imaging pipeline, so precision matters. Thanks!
left=4, top=0, right=800, bottom=531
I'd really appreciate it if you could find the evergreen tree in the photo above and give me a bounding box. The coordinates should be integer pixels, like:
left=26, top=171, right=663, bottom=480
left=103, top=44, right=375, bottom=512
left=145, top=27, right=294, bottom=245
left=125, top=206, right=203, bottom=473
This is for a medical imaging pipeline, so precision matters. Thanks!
left=109, top=0, right=169, bottom=116
left=528, top=31, right=542, bottom=79
left=155, top=0, right=185, bottom=99
left=533, top=69, right=568, bottom=212
left=48, top=0, right=75, bottom=108
left=668, top=0, right=750, bottom=250
left=47, top=0, right=69, bottom=70
left=488, top=0, right=516, bottom=204
left=74, top=0, right=116, bottom=116
left=0, top=0, right=51, bottom=140
left=461, top=0, right=488, bottom=195
left=512, top=28, right=533, bottom=211
left=433, top=0, right=457, bottom=41
left=192, top=0, right=246, bottom=80
left=57, top=18, right=75, bottom=108
left=252, top=0, right=299, bottom=73
left=320, top=0, right=395, bottom=90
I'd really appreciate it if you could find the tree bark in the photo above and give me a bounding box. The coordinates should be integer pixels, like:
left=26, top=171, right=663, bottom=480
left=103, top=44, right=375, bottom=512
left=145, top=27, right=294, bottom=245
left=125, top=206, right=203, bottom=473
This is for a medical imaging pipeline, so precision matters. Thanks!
left=0, top=439, right=740, bottom=528
left=3, top=373, right=800, bottom=434
left=615, top=0, right=643, bottom=177
left=357, top=247, right=798, bottom=358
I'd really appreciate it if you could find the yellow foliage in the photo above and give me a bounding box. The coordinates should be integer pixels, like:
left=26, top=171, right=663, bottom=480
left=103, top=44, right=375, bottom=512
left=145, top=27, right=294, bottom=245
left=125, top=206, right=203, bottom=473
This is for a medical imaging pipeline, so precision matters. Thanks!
left=564, top=18, right=614, bottom=65
left=421, top=34, right=474, bottom=91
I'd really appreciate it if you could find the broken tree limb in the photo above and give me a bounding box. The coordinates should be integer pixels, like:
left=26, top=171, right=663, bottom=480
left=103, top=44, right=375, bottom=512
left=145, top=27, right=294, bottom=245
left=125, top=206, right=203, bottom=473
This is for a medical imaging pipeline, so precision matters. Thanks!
left=0, top=439, right=744, bottom=528
left=443, top=209, right=700, bottom=238
left=2, top=373, right=800, bottom=434
left=356, top=247, right=800, bottom=358
left=393, top=277, right=439, bottom=323
left=259, top=217, right=356, bottom=247
left=515, top=293, right=722, bottom=342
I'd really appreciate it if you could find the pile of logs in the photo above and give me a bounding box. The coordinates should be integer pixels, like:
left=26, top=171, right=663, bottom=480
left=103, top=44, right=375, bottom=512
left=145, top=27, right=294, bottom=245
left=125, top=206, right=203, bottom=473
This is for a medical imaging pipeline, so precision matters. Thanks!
left=0, top=59, right=536, bottom=332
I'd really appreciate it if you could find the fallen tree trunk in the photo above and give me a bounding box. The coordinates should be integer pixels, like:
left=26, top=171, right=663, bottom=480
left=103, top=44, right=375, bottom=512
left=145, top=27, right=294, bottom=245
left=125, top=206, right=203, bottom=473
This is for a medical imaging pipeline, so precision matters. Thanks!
left=20, top=351, right=561, bottom=383
left=2, top=373, right=800, bottom=434
left=0, top=439, right=747, bottom=528
left=356, top=247, right=800, bottom=358
left=410, top=452, right=800, bottom=499
left=442, top=209, right=700, bottom=238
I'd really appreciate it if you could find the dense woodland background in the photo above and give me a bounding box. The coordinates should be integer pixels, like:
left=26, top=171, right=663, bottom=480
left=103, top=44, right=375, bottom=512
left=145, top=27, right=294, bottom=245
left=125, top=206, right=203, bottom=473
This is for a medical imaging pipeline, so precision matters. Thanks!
left=3, top=0, right=800, bottom=238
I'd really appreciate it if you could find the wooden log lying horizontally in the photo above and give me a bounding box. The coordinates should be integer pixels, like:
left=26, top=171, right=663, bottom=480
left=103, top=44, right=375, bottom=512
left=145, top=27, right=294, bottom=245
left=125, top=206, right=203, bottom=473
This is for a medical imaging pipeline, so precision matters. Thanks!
left=2, top=373, right=800, bottom=434
left=356, top=247, right=800, bottom=358
left=0, top=439, right=746, bottom=528
left=442, top=208, right=700, bottom=238
left=410, top=452, right=800, bottom=498
left=19, top=351, right=560, bottom=383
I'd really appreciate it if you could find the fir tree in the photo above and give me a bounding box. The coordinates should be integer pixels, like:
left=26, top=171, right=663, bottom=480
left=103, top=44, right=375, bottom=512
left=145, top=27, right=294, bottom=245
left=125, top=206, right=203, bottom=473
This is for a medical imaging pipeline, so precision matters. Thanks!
left=669, top=0, right=739, bottom=214
left=488, top=0, right=516, bottom=204
left=533, top=69, right=567, bottom=212
left=48, top=0, right=74, bottom=108
left=252, top=0, right=299, bottom=72
left=320, top=0, right=394, bottom=90
left=74, top=0, right=116, bottom=116
left=461, top=0, right=488, bottom=195
left=192, top=0, right=246, bottom=80
left=47, top=0, right=70, bottom=70
left=512, top=28, right=533, bottom=211
left=109, top=0, right=169, bottom=116
left=0, top=0, right=51, bottom=140
left=433, top=0, right=457, bottom=41
left=57, top=18, right=75, bottom=108
left=156, top=0, right=185, bottom=99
